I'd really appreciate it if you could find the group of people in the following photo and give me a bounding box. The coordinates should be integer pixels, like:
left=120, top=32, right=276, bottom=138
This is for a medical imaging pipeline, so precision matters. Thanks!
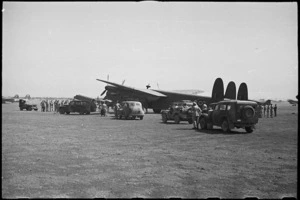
left=40, top=99, right=70, bottom=112
left=261, top=104, right=277, bottom=118
left=191, top=101, right=208, bottom=129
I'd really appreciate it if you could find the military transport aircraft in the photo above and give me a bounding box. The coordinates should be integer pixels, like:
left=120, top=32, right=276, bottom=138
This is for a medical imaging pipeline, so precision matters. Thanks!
left=287, top=99, right=298, bottom=106
left=96, top=77, right=252, bottom=113
left=2, top=94, right=22, bottom=103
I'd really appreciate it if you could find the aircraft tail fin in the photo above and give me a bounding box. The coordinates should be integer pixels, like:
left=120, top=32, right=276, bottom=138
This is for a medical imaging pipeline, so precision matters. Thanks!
left=237, top=83, right=248, bottom=100
left=224, top=81, right=236, bottom=99
left=211, top=78, right=224, bottom=102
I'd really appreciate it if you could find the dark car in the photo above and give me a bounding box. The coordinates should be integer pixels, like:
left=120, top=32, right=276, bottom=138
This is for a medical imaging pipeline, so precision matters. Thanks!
left=19, top=99, right=38, bottom=111
left=198, top=100, right=259, bottom=133
left=59, top=100, right=96, bottom=115
left=161, top=100, right=193, bottom=124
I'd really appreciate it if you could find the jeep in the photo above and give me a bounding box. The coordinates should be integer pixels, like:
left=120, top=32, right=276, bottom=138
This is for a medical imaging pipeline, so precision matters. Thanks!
left=116, top=101, right=145, bottom=120
left=161, top=100, right=193, bottom=124
left=198, top=100, right=259, bottom=133
left=59, top=100, right=96, bottom=115
left=19, top=99, right=38, bottom=111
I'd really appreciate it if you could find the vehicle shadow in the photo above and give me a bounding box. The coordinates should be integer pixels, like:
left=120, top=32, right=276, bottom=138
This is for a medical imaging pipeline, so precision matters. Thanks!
left=196, top=128, right=250, bottom=135
left=159, top=122, right=192, bottom=125
left=57, top=112, right=101, bottom=116
left=174, top=127, right=250, bottom=134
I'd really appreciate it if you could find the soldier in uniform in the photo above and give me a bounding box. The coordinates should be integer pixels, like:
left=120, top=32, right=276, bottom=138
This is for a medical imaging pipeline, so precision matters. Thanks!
left=263, top=105, right=266, bottom=117
left=101, top=102, right=108, bottom=116
left=274, top=104, right=277, bottom=117
left=49, top=100, right=53, bottom=112
left=191, top=101, right=202, bottom=129
left=40, top=100, right=45, bottom=112
left=266, top=105, right=270, bottom=118
left=270, top=104, right=273, bottom=118
left=114, top=101, right=120, bottom=118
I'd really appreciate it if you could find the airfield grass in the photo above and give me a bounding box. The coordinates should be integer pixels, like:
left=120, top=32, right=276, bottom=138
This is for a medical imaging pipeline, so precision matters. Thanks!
left=1, top=101, right=298, bottom=198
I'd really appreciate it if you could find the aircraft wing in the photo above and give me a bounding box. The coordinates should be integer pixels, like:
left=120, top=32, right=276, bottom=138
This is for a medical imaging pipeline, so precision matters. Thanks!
left=96, top=79, right=167, bottom=100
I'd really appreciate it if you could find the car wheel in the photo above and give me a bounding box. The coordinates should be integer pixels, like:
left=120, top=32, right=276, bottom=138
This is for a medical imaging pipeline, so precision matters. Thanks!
left=174, top=115, right=180, bottom=124
left=199, top=117, right=207, bottom=129
left=162, top=114, right=168, bottom=123
left=221, top=119, right=231, bottom=133
left=245, top=126, right=253, bottom=133
left=140, top=116, right=143, bottom=120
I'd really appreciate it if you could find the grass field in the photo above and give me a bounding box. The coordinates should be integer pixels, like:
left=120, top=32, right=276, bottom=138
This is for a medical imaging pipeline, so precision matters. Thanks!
left=2, top=101, right=298, bottom=198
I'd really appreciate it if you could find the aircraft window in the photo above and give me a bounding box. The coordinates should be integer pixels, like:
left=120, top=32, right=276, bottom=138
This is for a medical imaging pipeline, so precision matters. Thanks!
left=227, top=105, right=231, bottom=110
left=220, top=104, right=226, bottom=110
left=215, top=105, right=219, bottom=110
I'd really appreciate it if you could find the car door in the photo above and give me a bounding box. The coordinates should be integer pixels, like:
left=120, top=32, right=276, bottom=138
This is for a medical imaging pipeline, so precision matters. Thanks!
left=212, top=104, right=220, bottom=125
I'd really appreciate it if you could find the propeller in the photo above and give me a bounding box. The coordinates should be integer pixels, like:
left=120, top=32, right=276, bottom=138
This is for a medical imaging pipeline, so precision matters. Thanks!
left=101, top=89, right=107, bottom=96
left=122, top=79, right=125, bottom=85
left=100, top=74, right=109, bottom=96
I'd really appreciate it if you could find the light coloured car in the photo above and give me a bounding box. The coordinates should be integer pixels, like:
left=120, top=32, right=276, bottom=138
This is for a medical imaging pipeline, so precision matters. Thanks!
left=116, top=101, right=145, bottom=120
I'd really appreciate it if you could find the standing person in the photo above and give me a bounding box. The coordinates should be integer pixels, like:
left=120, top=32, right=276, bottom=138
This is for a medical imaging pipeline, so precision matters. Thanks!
left=102, top=102, right=108, bottom=116
left=259, top=105, right=263, bottom=118
left=270, top=104, right=273, bottom=118
left=114, top=101, right=120, bottom=118
left=266, top=105, right=270, bottom=118
left=40, top=100, right=45, bottom=112
left=49, top=100, right=53, bottom=112
left=202, top=103, right=208, bottom=114
left=263, top=105, right=266, bottom=117
left=46, top=100, right=49, bottom=112
left=274, top=104, right=277, bottom=117
left=191, top=101, right=202, bottom=129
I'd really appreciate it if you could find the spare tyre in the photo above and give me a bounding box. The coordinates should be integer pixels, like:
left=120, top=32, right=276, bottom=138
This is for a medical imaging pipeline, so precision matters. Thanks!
left=242, top=105, right=255, bottom=119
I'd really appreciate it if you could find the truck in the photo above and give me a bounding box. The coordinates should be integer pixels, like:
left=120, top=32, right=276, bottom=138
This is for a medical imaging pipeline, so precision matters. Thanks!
left=198, top=100, right=259, bottom=133
left=59, top=99, right=97, bottom=115
left=19, top=99, right=38, bottom=111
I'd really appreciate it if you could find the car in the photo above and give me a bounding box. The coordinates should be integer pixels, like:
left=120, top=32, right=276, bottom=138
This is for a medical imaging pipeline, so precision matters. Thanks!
left=116, top=101, right=145, bottom=120
left=19, top=99, right=38, bottom=111
left=59, top=99, right=97, bottom=115
left=198, top=100, right=259, bottom=133
left=161, top=100, right=194, bottom=124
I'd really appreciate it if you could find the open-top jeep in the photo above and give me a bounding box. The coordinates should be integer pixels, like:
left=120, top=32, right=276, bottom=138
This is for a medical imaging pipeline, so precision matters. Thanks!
left=19, top=99, right=38, bottom=111
left=198, top=100, right=259, bottom=133
left=59, top=99, right=96, bottom=115
left=161, top=100, right=193, bottom=124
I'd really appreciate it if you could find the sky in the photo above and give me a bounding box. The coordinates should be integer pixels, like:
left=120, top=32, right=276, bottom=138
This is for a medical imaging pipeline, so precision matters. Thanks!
left=2, top=2, right=298, bottom=100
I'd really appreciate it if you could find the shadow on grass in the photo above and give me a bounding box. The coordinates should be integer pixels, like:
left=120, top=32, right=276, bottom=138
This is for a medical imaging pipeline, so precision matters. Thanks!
left=174, top=126, right=251, bottom=135
left=159, top=122, right=192, bottom=125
